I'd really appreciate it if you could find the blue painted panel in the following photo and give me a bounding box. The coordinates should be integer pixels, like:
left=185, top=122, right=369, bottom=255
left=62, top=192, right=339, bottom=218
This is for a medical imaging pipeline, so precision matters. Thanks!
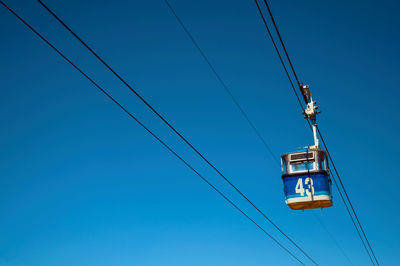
left=283, top=173, right=331, bottom=199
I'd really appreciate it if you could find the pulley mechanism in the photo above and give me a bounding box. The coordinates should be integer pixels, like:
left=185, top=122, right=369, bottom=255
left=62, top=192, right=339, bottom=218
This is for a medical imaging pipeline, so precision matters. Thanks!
left=300, top=84, right=320, bottom=149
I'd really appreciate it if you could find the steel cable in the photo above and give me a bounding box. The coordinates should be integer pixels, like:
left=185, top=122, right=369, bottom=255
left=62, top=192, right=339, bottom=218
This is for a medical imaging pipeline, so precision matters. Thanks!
left=37, top=1, right=318, bottom=264
left=0, top=1, right=305, bottom=264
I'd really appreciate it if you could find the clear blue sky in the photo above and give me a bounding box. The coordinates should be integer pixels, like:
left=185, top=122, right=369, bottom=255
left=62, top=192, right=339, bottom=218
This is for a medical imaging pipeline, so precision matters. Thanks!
left=1, top=0, right=399, bottom=265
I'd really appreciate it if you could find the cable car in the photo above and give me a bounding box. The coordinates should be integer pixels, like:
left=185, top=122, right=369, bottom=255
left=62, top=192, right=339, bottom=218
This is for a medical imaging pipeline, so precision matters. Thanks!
left=281, top=149, right=332, bottom=210
left=281, top=84, right=333, bottom=210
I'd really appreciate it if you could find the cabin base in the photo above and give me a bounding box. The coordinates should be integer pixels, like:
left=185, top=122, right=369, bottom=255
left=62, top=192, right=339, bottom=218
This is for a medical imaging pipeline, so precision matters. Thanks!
left=288, top=200, right=332, bottom=210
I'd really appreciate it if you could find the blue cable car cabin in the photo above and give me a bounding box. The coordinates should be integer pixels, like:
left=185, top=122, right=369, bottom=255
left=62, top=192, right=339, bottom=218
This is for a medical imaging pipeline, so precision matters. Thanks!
left=281, top=149, right=332, bottom=210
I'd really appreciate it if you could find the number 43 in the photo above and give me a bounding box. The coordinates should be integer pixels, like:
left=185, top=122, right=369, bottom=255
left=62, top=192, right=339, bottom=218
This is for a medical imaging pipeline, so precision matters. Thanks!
left=295, top=177, right=314, bottom=196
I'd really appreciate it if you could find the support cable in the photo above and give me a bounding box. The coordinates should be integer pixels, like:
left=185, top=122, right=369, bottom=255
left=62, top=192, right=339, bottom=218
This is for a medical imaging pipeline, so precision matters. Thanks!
left=261, top=0, right=300, bottom=87
left=165, top=4, right=353, bottom=264
left=328, top=169, right=373, bottom=264
left=317, top=125, right=377, bottom=265
left=253, top=0, right=304, bottom=111
left=163, top=0, right=279, bottom=165
left=165, top=3, right=355, bottom=265
left=37, top=1, right=317, bottom=264
left=0, top=1, right=305, bottom=264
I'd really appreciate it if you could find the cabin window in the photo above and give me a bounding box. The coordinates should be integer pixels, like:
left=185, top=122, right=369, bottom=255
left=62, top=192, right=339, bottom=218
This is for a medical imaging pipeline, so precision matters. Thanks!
left=317, top=154, right=328, bottom=171
left=323, top=157, right=329, bottom=170
left=282, top=159, right=288, bottom=174
left=318, top=158, right=325, bottom=170
left=290, top=162, right=315, bottom=173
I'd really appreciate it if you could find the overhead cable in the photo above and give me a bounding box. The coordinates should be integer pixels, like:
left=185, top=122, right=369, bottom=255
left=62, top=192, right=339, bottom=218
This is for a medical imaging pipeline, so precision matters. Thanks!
left=164, top=3, right=356, bottom=265
left=0, top=1, right=305, bottom=264
left=163, top=0, right=279, bottom=165
left=37, top=1, right=317, bottom=264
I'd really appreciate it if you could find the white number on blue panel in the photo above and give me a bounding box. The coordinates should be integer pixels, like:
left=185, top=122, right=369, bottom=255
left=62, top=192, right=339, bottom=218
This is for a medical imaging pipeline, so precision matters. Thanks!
left=295, top=177, right=314, bottom=196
